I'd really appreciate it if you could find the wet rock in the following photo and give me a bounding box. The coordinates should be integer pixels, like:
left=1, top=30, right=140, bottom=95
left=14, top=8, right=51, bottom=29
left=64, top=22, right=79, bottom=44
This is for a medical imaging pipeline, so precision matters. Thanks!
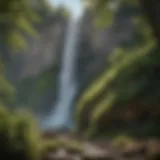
left=83, top=142, right=115, bottom=160
left=83, top=154, right=115, bottom=160
left=42, top=130, right=58, bottom=139
left=44, top=149, right=71, bottom=160
left=66, top=148, right=83, bottom=155
left=121, top=141, right=146, bottom=158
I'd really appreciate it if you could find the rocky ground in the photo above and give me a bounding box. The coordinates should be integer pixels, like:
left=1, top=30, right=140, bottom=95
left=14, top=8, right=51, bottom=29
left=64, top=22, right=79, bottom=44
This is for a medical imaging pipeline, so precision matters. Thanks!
left=43, top=133, right=160, bottom=160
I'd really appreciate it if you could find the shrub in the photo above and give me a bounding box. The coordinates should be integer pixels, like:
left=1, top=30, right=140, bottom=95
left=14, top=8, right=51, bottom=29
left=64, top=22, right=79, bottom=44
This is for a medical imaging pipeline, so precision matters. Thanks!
left=64, top=140, right=83, bottom=154
left=112, top=135, right=134, bottom=148
left=0, top=107, right=42, bottom=160
left=41, top=139, right=60, bottom=154
left=41, top=138, right=83, bottom=155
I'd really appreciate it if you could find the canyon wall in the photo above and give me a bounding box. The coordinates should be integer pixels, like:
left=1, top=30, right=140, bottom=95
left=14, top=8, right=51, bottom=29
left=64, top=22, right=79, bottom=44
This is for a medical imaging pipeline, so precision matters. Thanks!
left=76, top=6, right=136, bottom=132
left=4, top=5, right=135, bottom=123
left=7, top=15, right=67, bottom=115
left=77, top=6, right=134, bottom=98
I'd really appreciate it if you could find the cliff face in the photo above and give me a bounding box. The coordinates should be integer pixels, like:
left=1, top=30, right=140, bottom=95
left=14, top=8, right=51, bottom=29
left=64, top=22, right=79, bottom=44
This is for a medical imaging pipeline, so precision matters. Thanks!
left=76, top=6, right=136, bottom=132
left=5, top=5, right=136, bottom=125
left=9, top=17, right=66, bottom=80
left=7, top=16, right=67, bottom=114
left=21, top=23, right=63, bottom=78
left=77, top=6, right=134, bottom=95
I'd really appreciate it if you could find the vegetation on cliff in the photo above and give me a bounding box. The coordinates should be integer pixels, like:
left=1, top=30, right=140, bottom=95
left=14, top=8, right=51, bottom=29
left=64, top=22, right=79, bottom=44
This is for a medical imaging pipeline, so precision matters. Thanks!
left=0, top=1, right=69, bottom=159
left=0, top=61, right=15, bottom=107
left=84, top=0, right=160, bottom=43
left=0, top=0, right=68, bottom=53
left=0, top=0, right=40, bottom=51
left=77, top=0, right=160, bottom=137
left=0, top=107, right=43, bottom=160
left=0, top=0, right=69, bottom=113
left=0, top=0, right=38, bottom=109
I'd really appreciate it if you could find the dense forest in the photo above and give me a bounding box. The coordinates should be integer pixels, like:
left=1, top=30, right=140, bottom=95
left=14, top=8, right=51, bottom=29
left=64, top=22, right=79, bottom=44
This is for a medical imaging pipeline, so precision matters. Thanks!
left=77, top=0, right=160, bottom=137
left=0, top=0, right=160, bottom=160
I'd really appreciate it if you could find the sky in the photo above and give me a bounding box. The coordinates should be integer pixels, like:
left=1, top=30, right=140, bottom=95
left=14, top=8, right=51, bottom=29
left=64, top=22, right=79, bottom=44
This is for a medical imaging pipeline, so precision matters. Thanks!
left=49, top=0, right=83, bottom=17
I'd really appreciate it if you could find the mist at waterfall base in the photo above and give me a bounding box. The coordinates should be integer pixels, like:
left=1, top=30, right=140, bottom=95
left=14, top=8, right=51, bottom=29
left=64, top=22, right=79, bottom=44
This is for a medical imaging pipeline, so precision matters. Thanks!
left=40, top=16, right=82, bottom=131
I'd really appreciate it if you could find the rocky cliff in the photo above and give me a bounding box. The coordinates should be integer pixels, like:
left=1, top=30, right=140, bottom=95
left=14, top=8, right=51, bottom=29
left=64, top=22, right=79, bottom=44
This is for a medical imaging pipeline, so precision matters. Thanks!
left=76, top=2, right=160, bottom=138
left=76, top=5, right=137, bottom=133
left=7, top=15, right=68, bottom=115
left=77, top=5, right=134, bottom=93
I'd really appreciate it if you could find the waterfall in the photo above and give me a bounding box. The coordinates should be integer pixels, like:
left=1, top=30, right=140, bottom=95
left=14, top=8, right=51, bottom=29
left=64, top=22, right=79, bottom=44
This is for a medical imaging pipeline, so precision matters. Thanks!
left=41, top=16, right=81, bottom=130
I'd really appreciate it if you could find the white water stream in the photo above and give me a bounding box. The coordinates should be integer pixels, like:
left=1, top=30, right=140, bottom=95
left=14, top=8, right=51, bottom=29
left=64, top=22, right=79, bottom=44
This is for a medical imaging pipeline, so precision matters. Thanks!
left=41, top=16, right=81, bottom=130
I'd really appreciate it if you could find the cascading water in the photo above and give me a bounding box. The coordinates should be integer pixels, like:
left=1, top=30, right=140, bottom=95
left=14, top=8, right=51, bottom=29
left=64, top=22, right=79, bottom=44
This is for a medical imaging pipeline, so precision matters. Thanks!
left=41, top=16, right=81, bottom=130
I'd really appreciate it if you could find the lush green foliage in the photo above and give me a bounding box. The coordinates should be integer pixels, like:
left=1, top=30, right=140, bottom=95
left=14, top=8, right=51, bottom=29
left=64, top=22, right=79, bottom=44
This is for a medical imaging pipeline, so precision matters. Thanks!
left=0, top=105, right=83, bottom=159
left=0, top=0, right=40, bottom=51
left=0, top=107, right=42, bottom=160
left=0, top=0, right=66, bottom=52
left=0, top=61, right=15, bottom=106
left=84, top=0, right=139, bottom=27
left=77, top=1, right=160, bottom=136
left=84, top=0, right=160, bottom=43
left=0, top=1, right=61, bottom=159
